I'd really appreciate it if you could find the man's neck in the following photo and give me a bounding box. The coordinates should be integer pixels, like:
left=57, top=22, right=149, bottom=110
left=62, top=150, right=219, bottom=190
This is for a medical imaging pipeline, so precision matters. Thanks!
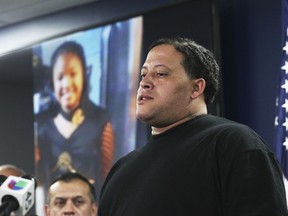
left=151, top=111, right=207, bottom=135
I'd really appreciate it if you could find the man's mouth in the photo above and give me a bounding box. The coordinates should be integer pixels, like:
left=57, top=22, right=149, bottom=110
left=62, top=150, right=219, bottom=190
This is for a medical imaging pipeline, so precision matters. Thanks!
left=138, top=94, right=153, bottom=102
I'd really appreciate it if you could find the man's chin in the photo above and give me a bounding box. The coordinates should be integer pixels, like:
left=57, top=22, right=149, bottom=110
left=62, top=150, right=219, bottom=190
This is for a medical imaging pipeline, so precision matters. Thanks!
left=136, top=113, right=154, bottom=125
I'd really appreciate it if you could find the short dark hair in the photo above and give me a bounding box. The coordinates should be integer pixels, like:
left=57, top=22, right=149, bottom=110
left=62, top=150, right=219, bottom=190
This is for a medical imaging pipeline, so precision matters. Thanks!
left=51, top=41, right=86, bottom=73
left=149, top=37, right=220, bottom=104
left=47, top=172, right=96, bottom=203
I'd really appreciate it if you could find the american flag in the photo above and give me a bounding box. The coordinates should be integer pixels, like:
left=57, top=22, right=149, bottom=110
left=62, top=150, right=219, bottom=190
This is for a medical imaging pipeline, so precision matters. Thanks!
left=274, top=0, right=288, bottom=178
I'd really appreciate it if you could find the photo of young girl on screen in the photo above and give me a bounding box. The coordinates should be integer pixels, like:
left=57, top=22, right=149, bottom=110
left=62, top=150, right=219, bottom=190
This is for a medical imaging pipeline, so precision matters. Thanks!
left=32, top=16, right=144, bottom=215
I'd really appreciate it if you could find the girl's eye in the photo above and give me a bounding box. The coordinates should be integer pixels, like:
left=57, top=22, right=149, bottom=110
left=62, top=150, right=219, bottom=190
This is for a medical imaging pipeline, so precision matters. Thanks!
left=56, top=74, right=63, bottom=81
left=70, top=71, right=76, bottom=78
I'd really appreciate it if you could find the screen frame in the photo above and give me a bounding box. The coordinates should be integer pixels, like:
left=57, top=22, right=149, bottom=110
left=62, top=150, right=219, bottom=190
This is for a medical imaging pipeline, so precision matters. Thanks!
left=0, top=0, right=194, bottom=57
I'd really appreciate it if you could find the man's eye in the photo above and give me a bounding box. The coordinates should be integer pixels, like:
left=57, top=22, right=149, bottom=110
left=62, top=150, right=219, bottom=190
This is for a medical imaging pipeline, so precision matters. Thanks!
left=140, top=73, right=146, bottom=79
left=55, top=200, right=65, bottom=207
left=73, top=199, right=85, bottom=207
left=156, top=72, right=167, bottom=77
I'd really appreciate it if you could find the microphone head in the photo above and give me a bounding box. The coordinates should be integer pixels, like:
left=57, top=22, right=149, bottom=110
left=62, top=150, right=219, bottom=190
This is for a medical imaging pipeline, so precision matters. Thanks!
left=21, top=174, right=37, bottom=189
left=0, top=175, right=35, bottom=215
left=1, top=194, right=19, bottom=212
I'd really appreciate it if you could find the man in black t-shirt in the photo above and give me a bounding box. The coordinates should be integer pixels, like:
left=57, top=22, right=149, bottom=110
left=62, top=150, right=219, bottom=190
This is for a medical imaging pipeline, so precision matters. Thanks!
left=98, top=37, right=288, bottom=216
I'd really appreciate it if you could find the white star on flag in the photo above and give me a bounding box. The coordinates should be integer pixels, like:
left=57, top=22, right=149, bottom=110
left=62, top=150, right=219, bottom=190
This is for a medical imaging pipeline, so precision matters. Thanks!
left=284, top=137, right=288, bottom=150
left=281, top=99, right=288, bottom=110
left=283, top=117, right=288, bottom=130
left=281, top=61, right=288, bottom=74
left=281, top=79, right=288, bottom=93
left=283, top=41, right=288, bottom=55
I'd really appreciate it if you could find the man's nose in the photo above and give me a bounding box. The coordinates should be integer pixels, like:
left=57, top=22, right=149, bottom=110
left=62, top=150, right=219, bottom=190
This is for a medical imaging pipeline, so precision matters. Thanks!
left=63, top=200, right=76, bottom=214
left=140, top=75, right=154, bottom=89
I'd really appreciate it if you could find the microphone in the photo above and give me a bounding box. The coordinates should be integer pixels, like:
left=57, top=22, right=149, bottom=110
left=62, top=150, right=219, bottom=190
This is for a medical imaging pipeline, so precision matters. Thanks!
left=0, top=174, right=36, bottom=216
left=0, top=175, right=7, bottom=186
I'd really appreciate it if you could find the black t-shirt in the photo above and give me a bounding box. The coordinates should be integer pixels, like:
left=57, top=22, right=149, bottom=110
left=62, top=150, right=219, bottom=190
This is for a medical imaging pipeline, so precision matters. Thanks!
left=98, top=114, right=288, bottom=216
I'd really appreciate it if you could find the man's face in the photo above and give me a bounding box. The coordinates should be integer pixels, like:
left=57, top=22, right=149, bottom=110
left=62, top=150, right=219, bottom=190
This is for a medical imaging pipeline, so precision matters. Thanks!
left=53, top=52, right=84, bottom=113
left=45, top=179, right=97, bottom=216
left=136, top=44, right=193, bottom=127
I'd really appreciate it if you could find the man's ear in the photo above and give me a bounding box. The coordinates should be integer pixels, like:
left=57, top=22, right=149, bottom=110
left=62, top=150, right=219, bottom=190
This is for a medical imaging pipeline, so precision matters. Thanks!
left=191, top=78, right=206, bottom=99
left=92, top=202, right=98, bottom=216
left=45, top=204, right=50, bottom=216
